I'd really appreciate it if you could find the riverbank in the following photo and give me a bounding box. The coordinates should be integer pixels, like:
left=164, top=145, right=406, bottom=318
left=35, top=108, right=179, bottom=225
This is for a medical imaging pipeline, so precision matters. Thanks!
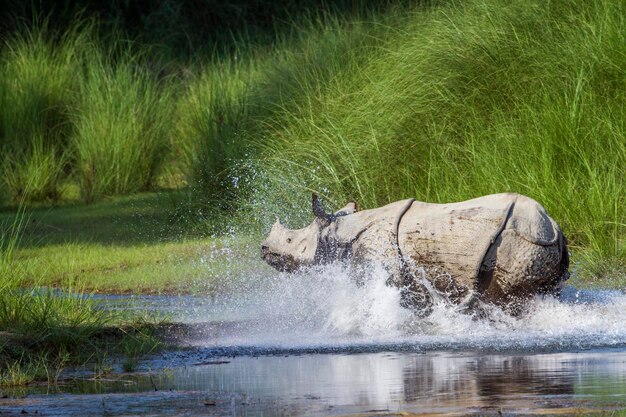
left=0, top=289, right=165, bottom=387
left=0, top=192, right=257, bottom=387
left=5, top=348, right=626, bottom=416
left=0, top=0, right=623, bottom=405
left=0, top=190, right=624, bottom=391
left=4, top=289, right=626, bottom=416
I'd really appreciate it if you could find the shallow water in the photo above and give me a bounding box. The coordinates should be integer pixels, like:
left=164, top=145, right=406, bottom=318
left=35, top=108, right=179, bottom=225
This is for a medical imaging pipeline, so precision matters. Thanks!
left=3, top=348, right=626, bottom=416
left=97, top=263, right=626, bottom=352
left=3, top=263, right=626, bottom=416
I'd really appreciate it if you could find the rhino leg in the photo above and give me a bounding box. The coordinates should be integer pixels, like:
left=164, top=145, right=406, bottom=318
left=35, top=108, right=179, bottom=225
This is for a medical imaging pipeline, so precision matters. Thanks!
left=386, top=267, right=434, bottom=317
left=399, top=279, right=434, bottom=318
left=476, top=229, right=567, bottom=312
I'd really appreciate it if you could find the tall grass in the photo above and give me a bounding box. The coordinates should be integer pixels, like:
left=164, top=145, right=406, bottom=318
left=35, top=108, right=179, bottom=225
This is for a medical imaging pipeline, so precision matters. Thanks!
left=1, top=198, right=99, bottom=375
left=252, top=0, right=625, bottom=272
left=175, top=12, right=402, bottom=217
left=175, top=58, right=255, bottom=204
left=72, top=49, right=174, bottom=202
left=0, top=22, right=174, bottom=204
left=0, top=197, right=161, bottom=385
left=0, top=23, right=82, bottom=202
left=0, top=199, right=27, bottom=283
left=0, top=0, right=623, bottom=273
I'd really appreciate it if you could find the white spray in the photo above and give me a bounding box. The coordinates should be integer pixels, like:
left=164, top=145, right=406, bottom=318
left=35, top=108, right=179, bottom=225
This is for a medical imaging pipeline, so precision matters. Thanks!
left=182, top=257, right=626, bottom=352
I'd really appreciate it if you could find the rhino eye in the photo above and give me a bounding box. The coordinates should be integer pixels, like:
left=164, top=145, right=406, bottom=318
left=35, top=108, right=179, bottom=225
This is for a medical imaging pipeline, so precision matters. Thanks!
left=287, top=238, right=292, bottom=243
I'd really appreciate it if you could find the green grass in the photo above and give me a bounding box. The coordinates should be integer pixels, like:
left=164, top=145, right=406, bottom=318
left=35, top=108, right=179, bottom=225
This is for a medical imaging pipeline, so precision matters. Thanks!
left=4, top=0, right=624, bottom=389
left=0, top=190, right=263, bottom=384
left=246, top=0, right=626, bottom=279
left=0, top=21, right=176, bottom=205
left=0, top=191, right=262, bottom=384
left=72, top=47, right=174, bottom=202
left=153, top=0, right=626, bottom=279
left=0, top=196, right=167, bottom=386
left=0, top=22, right=81, bottom=203
left=175, top=57, right=257, bottom=204
left=0, top=193, right=261, bottom=294
left=0, top=0, right=624, bottom=281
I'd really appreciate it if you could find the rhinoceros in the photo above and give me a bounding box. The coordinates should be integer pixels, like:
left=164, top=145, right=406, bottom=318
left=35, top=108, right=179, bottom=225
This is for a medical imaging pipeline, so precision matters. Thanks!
left=261, top=193, right=569, bottom=315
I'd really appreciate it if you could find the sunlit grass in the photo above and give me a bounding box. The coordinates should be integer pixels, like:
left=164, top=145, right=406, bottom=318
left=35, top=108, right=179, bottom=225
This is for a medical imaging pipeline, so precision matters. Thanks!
left=0, top=196, right=164, bottom=386
left=0, top=21, right=175, bottom=204
left=175, top=58, right=257, bottom=201
left=0, top=361, right=37, bottom=387
left=0, top=0, right=624, bottom=280
left=0, top=22, right=82, bottom=203
left=1, top=192, right=262, bottom=294
left=250, top=0, right=626, bottom=278
left=11, top=239, right=257, bottom=294
left=72, top=49, right=174, bottom=202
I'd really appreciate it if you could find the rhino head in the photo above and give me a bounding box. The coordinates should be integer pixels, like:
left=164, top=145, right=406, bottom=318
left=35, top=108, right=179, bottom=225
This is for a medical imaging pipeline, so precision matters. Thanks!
left=261, top=194, right=358, bottom=272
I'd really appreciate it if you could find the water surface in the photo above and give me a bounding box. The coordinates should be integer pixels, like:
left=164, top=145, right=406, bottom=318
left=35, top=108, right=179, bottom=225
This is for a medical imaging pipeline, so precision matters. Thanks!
left=3, top=264, right=626, bottom=416
left=3, top=348, right=626, bottom=416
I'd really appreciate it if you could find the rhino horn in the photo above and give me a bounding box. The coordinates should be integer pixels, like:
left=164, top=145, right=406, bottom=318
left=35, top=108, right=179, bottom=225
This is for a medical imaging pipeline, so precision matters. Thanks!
left=272, top=215, right=286, bottom=231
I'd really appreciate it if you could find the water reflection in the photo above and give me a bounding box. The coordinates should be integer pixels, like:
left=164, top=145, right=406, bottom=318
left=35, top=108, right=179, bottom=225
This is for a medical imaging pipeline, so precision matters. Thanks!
left=6, top=348, right=622, bottom=416
left=142, top=349, right=626, bottom=413
left=400, top=352, right=580, bottom=409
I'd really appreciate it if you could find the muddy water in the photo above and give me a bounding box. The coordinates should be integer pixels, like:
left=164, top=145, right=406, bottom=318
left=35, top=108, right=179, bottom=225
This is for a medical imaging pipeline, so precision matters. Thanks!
left=2, top=264, right=626, bottom=416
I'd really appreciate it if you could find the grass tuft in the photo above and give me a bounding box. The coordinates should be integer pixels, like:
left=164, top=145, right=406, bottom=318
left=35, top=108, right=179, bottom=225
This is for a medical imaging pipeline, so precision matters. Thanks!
left=0, top=195, right=163, bottom=386
left=72, top=51, right=174, bottom=202
left=0, top=21, right=84, bottom=203
left=0, top=21, right=175, bottom=204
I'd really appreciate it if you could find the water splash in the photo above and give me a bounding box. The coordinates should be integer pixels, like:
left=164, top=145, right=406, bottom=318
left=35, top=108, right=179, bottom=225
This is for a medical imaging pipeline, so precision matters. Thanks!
left=162, top=261, right=626, bottom=353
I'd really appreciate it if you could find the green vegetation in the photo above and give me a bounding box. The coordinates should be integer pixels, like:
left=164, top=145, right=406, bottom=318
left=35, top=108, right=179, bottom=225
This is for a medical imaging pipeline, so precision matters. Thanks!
left=3, top=0, right=621, bottom=275
left=0, top=0, right=625, bottom=386
left=0, top=22, right=178, bottom=205
left=72, top=49, right=174, bottom=202
left=249, top=0, right=626, bottom=278
left=0, top=192, right=262, bottom=386
left=0, top=24, right=77, bottom=203
left=0, top=198, right=164, bottom=387
left=0, top=287, right=162, bottom=387
left=1, top=193, right=259, bottom=294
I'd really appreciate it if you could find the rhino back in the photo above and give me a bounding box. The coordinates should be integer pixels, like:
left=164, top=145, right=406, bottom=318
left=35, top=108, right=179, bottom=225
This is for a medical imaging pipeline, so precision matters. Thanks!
left=329, top=193, right=563, bottom=296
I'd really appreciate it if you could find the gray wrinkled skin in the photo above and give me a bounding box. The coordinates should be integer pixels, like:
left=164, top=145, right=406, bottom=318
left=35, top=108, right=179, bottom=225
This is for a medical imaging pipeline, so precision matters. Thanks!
left=261, top=193, right=569, bottom=316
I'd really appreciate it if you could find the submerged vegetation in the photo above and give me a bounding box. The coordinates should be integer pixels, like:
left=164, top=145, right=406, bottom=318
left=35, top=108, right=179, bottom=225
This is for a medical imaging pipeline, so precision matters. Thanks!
left=0, top=0, right=625, bottom=385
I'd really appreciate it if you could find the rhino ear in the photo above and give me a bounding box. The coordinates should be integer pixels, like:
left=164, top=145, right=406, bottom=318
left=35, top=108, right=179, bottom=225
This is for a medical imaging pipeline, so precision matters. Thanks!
left=312, top=193, right=328, bottom=219
left=334, top=201, right=358, bottom=217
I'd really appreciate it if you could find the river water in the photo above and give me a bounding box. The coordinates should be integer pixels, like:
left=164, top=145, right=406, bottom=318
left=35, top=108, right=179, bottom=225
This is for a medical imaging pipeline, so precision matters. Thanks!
left=2, top=263, right=626, bottom=416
